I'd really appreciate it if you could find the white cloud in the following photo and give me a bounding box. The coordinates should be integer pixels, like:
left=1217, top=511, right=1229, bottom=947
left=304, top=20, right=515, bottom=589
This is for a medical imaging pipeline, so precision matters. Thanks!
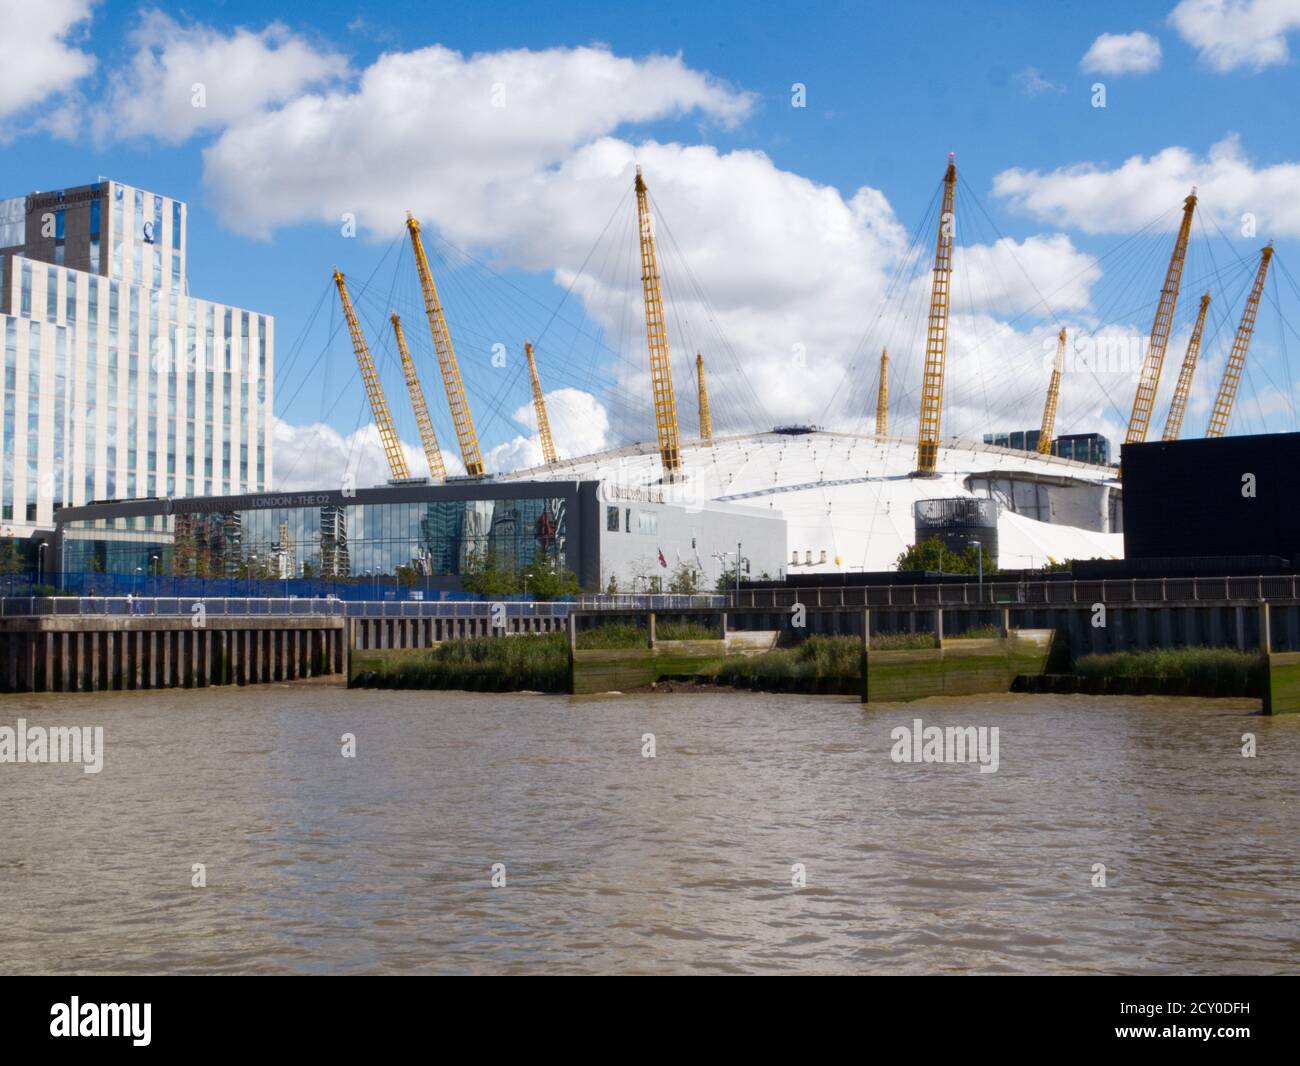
left=1014, top=66, right=1066, bottom=96
left=485, top=387, right=612, bottom=472
left=0, top=0, right=95, bottom=133
left=272, top=418, right=463, bottom=492
left=1080, top=31, right=1163, bottom=74
left=1170, top=0, right=1300, bottom=71
left=992, top=135, right=1300, bottom=236
left=88, top=11, right=347, bottom=144
left=952, top=235, right=1100, bottom=314
left=202, top=44, right=753, bottom=238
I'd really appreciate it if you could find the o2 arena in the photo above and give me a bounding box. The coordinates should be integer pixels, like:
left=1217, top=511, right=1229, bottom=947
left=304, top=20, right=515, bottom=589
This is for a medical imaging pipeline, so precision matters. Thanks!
left=500, top=429, right=1122, bottom=574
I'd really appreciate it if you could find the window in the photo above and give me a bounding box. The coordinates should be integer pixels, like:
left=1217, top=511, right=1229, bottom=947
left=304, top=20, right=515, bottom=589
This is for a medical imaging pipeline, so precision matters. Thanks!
left=606, top=505, right=620, bottom=532
left=0, top=196, right=24, bottom=247
left=637, top=510, right=658, bottom=536
left=624, top=507, right=631, bottom=533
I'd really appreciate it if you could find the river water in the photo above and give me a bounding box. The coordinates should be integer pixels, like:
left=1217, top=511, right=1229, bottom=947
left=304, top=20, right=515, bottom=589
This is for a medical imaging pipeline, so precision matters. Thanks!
left=1, top=684, right=1296, bottom=975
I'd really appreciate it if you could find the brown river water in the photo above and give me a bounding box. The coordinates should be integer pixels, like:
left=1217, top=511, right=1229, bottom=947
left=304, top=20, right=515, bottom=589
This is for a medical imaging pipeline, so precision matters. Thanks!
left=1, top=684, right=1297, bottom=974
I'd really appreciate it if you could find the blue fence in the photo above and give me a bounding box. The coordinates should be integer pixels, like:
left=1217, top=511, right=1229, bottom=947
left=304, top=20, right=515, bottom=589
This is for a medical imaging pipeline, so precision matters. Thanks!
left=46, top=572, right=555, bottom=603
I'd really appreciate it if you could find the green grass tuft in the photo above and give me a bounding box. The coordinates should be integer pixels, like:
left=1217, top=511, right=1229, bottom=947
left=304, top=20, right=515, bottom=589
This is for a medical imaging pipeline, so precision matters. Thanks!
left=656, top=621, right=723, bottom=641
left=716, top=635, right=861, bottom=694
left=1074, top=646, right=1265, bottom=694
left=575, top=623, right=646, bottom=650
left=351, top=633, right=569, bottom=692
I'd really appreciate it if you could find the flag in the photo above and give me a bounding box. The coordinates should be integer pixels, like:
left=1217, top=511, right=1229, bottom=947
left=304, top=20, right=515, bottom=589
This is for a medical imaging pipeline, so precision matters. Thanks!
left=658, top=549, right=667, bottom=568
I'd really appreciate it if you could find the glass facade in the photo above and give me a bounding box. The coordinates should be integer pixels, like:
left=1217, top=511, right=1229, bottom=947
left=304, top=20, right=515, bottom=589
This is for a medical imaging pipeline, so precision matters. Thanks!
left=983, top=429, right=1111, bottom=465
left=0, top=196, right=24, bottom=249
left=60, top=496, right=570, bottom=588
left=1053, top=433, right=1111, bottom=466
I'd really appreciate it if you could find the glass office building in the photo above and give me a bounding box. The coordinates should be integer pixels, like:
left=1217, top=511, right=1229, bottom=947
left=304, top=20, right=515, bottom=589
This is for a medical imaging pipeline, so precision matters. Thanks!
left=55, top=483, right=588, bottom=595
left=983, top=429, right=1111, bottom=466
left=0, top=180, right=272, bottom=538
left=52, top=479, right=791, bottom=597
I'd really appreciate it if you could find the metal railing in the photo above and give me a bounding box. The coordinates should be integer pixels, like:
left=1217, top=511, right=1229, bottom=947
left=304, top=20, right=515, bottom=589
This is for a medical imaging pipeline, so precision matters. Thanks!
left=576, top=593, right=727, bottom=611
left=4, top=576, right=1297, bottom=619
left=0, top=596, right=574, bottom=619
left=730, top=574, right=1300, bottom=610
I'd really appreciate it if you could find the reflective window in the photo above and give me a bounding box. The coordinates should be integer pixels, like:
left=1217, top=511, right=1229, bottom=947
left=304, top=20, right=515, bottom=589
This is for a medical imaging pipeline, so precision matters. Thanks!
left=60, top=496, right=570, bottom=585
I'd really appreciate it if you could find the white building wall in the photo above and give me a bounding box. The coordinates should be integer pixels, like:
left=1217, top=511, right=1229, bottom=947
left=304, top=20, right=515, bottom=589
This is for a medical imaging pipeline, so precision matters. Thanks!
left=595, top=488, right=787, bottom=593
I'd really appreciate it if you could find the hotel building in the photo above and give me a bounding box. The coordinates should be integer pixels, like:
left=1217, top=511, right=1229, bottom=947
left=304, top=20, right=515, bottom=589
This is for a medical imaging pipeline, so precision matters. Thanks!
left=0, top=180, right=273, bottom=542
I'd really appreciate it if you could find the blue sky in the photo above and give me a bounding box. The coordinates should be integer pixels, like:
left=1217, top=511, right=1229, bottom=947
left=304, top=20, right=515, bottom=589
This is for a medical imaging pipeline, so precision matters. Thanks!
left=4, top=0, right=1300, bottom=486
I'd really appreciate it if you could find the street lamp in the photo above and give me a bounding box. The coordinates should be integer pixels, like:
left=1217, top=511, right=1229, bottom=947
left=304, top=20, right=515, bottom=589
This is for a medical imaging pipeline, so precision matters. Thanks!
left=523, top=571, right=533, bottom=598
left=971, top=539, right=983, bottom=597
left=37, top=542, right=47, bottom=588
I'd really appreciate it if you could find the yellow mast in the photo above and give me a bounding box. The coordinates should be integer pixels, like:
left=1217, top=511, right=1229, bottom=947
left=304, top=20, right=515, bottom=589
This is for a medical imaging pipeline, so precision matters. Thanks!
left=1124, top=190, right=1197, bottom=449
left=1037, top=328, right=1066, bottom=454
left=390, top=313, right=446, bottom=481
left=1161, top=293, right=1212, bottom=441
left=332, top=270, right=410, bottom=481
left=875, top=348, right=889, bottom=441
left=696, top=352, right=713, bottom=445
left=1206, top=244, right=1274, bottom=438
left=634, top=166, right=683, bottom=480
left=915, top=153, right=957, bottom=475
left=405, top=212, right=485, bottom=477
left=524, top=341, right=558, bottom=465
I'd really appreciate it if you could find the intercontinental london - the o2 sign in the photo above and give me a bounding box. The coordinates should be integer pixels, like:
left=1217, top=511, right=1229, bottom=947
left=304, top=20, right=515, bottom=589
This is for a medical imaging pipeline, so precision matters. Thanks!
left=163, top=494, right=333, bottom=515
left=26, top=186, right=107, bottom=215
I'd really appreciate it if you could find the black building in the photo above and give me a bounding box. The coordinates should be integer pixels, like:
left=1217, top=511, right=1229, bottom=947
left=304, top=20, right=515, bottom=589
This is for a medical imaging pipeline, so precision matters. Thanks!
left=1122, top=432, right=1300, bottom=562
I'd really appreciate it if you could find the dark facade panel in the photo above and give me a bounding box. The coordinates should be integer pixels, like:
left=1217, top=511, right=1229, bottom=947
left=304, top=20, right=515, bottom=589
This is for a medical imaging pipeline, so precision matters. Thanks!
left=1122, top=432, right=1300, bottom=561
left=21, top=184, right=108, bottom=276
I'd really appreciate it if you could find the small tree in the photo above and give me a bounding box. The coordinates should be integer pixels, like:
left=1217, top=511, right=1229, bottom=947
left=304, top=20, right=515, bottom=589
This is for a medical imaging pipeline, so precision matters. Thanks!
left=523, top=550, right=580, bottom=600
left=668, top=563, right=702, bottom=594
left=896, top=537, right=997, bottom=577
left=0, top=540, right=24, bottom=575
left=461, top=549, right=519, bottom=598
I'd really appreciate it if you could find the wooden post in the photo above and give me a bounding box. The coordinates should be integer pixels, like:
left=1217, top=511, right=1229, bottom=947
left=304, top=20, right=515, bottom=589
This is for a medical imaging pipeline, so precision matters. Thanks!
left=647, top=611, right=656, bottom=648
left=860, top=607, right=871, bottom=704
left=566, top=612, right=578, bottom=695
left=934, top=608, right=944, bottom=649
